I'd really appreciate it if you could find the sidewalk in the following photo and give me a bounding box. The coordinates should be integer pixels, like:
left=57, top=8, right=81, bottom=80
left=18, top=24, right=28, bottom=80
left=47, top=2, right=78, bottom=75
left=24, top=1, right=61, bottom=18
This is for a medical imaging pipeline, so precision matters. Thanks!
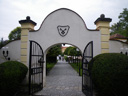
left=35, top=61, right=85, bottom=96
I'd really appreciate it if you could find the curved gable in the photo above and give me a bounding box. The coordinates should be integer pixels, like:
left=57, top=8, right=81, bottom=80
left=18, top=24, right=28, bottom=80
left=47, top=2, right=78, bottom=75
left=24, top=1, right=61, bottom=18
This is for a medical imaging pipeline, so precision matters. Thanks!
left=38, top=8, right=90, bottom=31
left=29, top=8, right=100, bottom=55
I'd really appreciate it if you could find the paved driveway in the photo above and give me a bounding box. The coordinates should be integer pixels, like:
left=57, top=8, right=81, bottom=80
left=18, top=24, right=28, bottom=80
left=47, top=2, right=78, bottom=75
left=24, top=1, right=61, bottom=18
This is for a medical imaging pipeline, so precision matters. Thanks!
left=35, top=61, right=85, bottom=96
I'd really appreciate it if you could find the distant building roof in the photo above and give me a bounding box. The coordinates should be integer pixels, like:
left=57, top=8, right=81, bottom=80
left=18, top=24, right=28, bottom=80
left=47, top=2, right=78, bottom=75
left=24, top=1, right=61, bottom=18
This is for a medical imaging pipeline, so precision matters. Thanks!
left=61, top=46, right=68, bottom=53
left=110, top=33, right=127, bottom=40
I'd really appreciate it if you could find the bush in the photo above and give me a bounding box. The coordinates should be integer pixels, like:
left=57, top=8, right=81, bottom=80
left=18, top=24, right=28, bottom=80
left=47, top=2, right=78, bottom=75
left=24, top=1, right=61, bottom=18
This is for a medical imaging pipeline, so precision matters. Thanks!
left=46, top=56, right=57, bottom=63
left=90, top=53, right=128, bottom=96
left=0, top=61, right=28, bottom=96
left=64, top=56, right=68, bottom=62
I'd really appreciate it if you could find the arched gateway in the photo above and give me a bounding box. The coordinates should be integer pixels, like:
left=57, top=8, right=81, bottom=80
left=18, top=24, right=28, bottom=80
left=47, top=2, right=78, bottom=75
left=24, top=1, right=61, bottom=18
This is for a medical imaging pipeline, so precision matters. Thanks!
left=19, top=8, right=111, bottom=95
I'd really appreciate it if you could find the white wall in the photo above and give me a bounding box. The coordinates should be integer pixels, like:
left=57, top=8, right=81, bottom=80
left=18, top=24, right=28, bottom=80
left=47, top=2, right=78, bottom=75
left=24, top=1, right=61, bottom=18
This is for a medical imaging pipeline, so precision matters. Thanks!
left=109, top=40, right=128, bottom=53
left=29, top=8, right=101, bottom=57
left=0, top=40, right=21, bottom=64
left=28, top=8, right=101, bottom=86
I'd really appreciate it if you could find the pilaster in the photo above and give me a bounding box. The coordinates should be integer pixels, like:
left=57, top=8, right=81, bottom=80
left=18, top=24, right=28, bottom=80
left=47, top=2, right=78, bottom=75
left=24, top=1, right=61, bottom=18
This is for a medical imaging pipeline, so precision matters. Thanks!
left=95, top=14, right=112, bottom=53
left=19, top=16, right=36, bottom=64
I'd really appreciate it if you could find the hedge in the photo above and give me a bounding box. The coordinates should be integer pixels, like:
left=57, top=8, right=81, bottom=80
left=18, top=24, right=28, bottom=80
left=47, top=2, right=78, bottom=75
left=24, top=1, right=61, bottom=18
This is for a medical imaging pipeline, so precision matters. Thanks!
left=89, top=53, right=128, bottom=96
left=0, top=61, right=28, bottom=96
left=46, top=56, right=57, bottom=63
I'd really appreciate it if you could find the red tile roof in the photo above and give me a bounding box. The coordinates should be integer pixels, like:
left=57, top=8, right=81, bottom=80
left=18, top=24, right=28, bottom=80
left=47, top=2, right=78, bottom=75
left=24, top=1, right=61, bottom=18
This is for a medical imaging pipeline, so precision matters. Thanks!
left=110, top=33, right=127, bottom=40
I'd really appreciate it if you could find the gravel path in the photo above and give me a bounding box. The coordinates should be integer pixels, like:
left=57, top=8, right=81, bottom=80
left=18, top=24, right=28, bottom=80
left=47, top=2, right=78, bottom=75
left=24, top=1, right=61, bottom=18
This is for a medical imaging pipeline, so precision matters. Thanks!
left=35, top=61, right=85, bottom=96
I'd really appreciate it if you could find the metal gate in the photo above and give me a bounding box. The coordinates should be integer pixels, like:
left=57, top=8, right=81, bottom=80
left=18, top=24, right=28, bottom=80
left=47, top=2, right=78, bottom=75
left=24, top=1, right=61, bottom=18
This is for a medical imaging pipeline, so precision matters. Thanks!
left=29, top=40, right=44, bottom=95
left=82, top=41, right=93, bottom=96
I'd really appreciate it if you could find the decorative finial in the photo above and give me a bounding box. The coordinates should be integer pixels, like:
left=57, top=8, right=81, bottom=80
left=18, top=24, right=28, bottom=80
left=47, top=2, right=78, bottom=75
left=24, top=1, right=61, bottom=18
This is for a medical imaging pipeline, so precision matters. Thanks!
left=94, top=14, right=112, bottom=25
left=19, top=16, right=36, bottom=25
left=26, top=16, right=30, bottom=20
left=100, top=14, right=105, bottom=18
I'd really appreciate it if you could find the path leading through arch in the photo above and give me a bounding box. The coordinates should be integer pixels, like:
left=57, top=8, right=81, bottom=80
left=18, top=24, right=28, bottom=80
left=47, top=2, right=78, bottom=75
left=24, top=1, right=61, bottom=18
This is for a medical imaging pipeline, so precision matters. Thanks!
left=35, top=61, right=85, bottom=96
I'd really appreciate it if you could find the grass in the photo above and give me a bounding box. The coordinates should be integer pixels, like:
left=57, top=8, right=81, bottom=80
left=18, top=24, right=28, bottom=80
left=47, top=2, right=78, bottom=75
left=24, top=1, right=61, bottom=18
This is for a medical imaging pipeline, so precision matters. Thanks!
left=46, top=62, right=56, bottom=75
left=69, top=62, right=82, bottom=76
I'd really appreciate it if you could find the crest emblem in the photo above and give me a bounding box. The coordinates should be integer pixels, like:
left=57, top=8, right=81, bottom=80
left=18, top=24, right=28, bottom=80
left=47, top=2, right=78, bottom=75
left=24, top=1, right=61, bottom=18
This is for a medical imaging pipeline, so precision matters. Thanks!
left=57, top=25, right=70, bottom=37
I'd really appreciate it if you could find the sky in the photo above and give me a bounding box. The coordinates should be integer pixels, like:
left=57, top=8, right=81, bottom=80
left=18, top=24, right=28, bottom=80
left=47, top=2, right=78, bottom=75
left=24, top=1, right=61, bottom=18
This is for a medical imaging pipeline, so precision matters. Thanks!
left=0, top=0, right=128, bottom=40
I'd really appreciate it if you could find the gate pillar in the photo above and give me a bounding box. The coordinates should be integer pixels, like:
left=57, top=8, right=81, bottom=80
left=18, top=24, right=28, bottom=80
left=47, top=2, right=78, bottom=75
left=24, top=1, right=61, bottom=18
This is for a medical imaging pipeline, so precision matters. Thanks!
left=95, top=14, right=112, bottom=53
left=19, top=16, right=36, bottom=65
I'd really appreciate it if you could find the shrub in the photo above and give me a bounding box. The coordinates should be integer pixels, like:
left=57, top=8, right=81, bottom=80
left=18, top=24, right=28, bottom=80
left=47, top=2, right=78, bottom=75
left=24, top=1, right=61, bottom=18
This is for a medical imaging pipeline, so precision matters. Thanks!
left=64, top=56, right=68, bottom=62
left=46, top=56, right=57, bottom=63
left=90, top=53, right=128, bottom=96
left=0, top=61, right=28, bottom=96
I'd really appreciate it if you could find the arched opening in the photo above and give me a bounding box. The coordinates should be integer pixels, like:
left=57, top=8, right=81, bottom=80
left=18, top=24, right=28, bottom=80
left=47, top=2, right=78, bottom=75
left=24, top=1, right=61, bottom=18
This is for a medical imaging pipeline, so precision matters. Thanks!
left=39, top=43, right=84, bottom=95
left=27, top=8, right=97, bottom=96
left=28, top=40, right=93, bottom=96
left=45, top=43, right=82, bottom=74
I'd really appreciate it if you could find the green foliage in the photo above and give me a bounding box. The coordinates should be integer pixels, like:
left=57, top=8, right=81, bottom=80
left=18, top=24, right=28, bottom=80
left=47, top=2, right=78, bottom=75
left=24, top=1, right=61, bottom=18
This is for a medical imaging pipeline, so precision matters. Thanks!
left=47, top=44, right=62, bottom=63
left=46, top=63, right=56, bottom=75
left=0, top=27, right=21, bottom=48
left=64, top=46, right=72, bottom=55
left=111, top=8, right=128, bottom=37
left=46, top=56, right=57, bottom=63
left=0, top=61, right=28, bottom=96
left=47, top=45, right=62, bottom=57
left=8, top=27, right=21, bottom=41
left=70, top=62, right=82, bottom=76
left=64, top=46, right=81, bottom=56
left=0, top=38, right=4, bottom=48
left=69, top=47, right=77, bottom=56
left=0, top=38, right=10, bottom=49
left=90, top=53, right=128, bottom=96
left=64, top=56, right=68, bottom=61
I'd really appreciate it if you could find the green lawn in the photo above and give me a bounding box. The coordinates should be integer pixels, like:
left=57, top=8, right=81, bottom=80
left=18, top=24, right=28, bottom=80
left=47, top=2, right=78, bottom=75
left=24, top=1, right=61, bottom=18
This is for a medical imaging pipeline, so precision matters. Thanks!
left=69, top=62, right=82, bottom=76
left=46, top=62, right=56, bottom=75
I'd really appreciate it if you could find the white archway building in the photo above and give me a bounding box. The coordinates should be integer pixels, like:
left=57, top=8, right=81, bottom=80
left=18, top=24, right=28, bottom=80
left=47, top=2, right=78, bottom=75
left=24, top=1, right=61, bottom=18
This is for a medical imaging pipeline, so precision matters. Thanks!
left=0, top=8, right=113, bottom=86
left=29, top=8, right=101, bottom=56
left=27, top=8, right=101, bottom=84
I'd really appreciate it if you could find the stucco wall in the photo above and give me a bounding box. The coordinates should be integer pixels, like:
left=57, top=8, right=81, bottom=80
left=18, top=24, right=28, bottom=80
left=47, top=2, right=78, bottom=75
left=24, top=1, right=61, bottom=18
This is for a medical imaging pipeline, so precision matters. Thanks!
left=0, top=40, right=21, bottom=64
left=109, top=40, right=128, bottom=53
left=29, top=8, right=101, bottom=57
left=27, top=8, right=101, bottom=86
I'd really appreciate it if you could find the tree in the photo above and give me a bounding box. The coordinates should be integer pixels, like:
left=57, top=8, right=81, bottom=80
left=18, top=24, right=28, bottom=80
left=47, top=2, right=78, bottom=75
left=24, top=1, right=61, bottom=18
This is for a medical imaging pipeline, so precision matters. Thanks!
left=0, top=38, right=4, bottom=48
left=111, top=8, right=128, bottom=37
left=8, top=27, right=21, bottom=41
left=69, top=47, right=77, bottom=56
left=46, top=44, right=62, bottom=63
left=64, top=46, right=73, bottom=55
left=47, top=44, right=62, bottom=57
left=64, top=46, right=81, bottom=56
left=0, top=38, right=9, bottom=49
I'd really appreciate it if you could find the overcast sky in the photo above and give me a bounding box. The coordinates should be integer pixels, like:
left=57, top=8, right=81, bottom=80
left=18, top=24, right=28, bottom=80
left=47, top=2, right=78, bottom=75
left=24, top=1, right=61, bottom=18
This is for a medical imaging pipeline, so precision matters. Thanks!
left=0, top=0, right=128, bottom=40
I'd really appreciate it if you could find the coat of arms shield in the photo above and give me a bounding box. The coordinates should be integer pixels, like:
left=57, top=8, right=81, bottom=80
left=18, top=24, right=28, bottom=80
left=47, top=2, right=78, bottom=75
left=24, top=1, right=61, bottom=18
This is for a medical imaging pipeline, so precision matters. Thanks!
left=57, top=25, right=70, bottom=37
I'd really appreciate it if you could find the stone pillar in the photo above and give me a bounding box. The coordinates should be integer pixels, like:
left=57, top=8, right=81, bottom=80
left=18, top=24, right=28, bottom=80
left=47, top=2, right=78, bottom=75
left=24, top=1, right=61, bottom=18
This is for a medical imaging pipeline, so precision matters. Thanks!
left=19, top=16, right=36, bottom=65
left=95, top=14, right=112, bottom=53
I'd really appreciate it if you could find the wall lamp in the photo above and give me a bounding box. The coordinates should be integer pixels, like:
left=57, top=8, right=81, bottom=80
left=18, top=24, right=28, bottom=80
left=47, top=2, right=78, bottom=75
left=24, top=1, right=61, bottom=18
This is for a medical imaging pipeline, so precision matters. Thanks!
left=120, top=47, right=128, bottom=56
left=2, top=47, right=10, bottom=60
